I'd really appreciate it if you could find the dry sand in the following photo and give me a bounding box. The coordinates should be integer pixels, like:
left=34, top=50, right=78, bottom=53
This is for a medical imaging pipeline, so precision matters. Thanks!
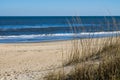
left=0, top=40, right=72, bottom=80
left=0, top=37, right=116, bottom=80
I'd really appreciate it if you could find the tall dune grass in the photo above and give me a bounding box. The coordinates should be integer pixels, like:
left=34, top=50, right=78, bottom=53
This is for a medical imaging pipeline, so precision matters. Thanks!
left=43, top=17, right=120, bottom=80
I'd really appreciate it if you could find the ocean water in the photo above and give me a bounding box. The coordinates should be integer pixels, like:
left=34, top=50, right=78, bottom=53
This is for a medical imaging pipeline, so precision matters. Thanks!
left=0, top=16, right=120, bottom=43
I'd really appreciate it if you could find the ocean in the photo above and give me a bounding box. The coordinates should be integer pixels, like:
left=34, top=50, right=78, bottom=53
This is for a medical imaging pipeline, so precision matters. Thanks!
left=0, top=16, right=120, bottom=43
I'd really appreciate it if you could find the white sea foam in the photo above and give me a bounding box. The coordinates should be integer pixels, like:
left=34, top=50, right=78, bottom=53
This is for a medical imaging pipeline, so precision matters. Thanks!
left=0, top=31, right=120, bottom=40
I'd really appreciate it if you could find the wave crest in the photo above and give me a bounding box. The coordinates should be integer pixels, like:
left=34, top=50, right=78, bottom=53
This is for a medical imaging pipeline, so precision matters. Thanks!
left=0, top=31, right=120, bottom=40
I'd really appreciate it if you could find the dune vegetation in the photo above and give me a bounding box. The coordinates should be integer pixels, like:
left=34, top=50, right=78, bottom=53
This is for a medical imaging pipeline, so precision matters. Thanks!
left=43, top=17, right=120, bottom=80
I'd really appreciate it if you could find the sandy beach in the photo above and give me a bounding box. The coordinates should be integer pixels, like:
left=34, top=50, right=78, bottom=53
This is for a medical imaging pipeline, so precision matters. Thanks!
left=0, top=37, right=118, bottom=80
left=0, top=40, right=73, bottom=79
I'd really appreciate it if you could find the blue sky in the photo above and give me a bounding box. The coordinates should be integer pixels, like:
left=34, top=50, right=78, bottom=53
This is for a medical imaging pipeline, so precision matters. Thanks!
left=0, top=0, right=120, bottom=16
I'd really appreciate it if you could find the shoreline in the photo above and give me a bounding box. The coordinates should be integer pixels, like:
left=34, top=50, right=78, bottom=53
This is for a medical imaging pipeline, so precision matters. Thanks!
left=0, top=35, right=118, bottom=44
left=1, top=30, right=120, bottom=44
left=0, top=39, right=71, bottom=45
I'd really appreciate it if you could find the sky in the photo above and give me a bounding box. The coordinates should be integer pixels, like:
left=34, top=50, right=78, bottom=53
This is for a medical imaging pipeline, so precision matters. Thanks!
left=0, top=0, right=120, bottom=16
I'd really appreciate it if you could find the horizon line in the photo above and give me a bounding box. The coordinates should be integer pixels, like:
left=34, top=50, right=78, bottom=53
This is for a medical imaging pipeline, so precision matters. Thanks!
left=0, top=15, right=120, bottom=17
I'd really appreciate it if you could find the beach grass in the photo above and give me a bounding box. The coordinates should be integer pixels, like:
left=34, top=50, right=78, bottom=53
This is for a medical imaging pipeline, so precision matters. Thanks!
left=43, top=17, right=120, bottom=80
left=44, top=37, right=120, bottom=80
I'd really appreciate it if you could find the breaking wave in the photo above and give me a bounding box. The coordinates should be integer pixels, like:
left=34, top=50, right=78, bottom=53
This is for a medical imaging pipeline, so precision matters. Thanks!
left=0, top=31, right=120, bottom=40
